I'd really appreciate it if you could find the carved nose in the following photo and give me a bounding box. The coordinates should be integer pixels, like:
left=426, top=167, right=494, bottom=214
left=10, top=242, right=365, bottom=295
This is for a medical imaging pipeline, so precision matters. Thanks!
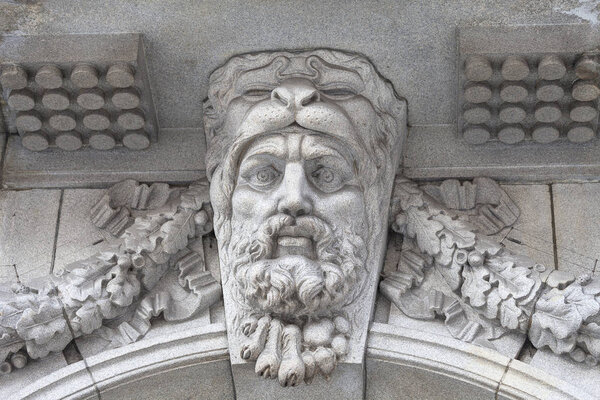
left=277, top=164, right=313, bottom=217
left=271, top=83, right=320, bottom=110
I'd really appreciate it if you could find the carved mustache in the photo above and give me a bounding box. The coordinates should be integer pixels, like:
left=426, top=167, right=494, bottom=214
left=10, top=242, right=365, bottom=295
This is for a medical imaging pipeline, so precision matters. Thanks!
left=247, top=214, right=339, bottom=264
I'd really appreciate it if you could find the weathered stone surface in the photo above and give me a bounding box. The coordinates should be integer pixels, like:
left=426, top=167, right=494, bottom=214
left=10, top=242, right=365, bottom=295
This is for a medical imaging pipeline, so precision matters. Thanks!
left=458, top=24, right=600, bottom=146
left=366, top=323, right=509, bottom=400
left=0, top=0, right=591, bottom=130
left=0, top=352, right=72, bottom=400
left=528, top=349, right=599, bottom=399
left=0, top=189, right=61, bottom=286
left=404, top=125, right=600, bottom=182
left=0, top=33, right=158, bottom=152
left=232, top=362, right=363, bottom=400
left=53, top=189, right=112, bottom=274
left=2, top=128, right=206, bottom=189
left=552, top=183, right=600, bottom=277
left=490, top=185, right=555, bottom=280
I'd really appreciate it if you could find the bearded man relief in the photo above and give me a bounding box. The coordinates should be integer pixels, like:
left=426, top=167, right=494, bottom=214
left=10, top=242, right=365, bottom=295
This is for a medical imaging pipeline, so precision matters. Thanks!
left=1, top=49, right=600, bottom=387
left=204, top=50, right=406, bottom=386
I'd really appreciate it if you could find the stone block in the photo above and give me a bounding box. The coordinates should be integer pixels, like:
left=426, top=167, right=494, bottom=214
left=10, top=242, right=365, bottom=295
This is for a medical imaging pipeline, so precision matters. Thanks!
left=552, top=183, right=600, bottom=277
left=458, top=24, right=600, bottom=145
left=498, top=357, right=596, bottom=400
left=53, top=189, right=114, bottom=274
left=97, top=359, right=233, bottom=400
left=232, top=361, right=363, bottom=400
left=366, top=323, right=509, bottom=400
left=528, top=348, right=600, bottom=399
left=366, top=358, right=497, bottom=400
left=84, top=323, right=231, bottom=399
left=0, top=33, right=157, bottom=152
left=491, top=184, right=555, bottom=281
left=403, top=124, right=600, bottom=182
left=12, top=358, right=99, bottom=400
left=2, top=127, right=206, bottom=189
left=0, top=189, right=61, bottom=286
left=0, top=352, right=70, bottom=399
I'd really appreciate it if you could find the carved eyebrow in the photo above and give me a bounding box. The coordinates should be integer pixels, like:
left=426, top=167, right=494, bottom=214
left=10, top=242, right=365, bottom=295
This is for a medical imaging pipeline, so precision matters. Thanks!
left=301, top=138, right=350, bottom=162
left=241, top=139, right=286, bottom=162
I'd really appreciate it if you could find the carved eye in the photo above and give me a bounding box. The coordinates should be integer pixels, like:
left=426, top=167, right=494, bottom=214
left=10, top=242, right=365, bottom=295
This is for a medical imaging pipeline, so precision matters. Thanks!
left=320, top=87, right=356, bottom=99
left=242, top=88, right=272, bottom=99
left=310, top=167, right=344, bottom=192
left=247, top=166, right=281, bottom=189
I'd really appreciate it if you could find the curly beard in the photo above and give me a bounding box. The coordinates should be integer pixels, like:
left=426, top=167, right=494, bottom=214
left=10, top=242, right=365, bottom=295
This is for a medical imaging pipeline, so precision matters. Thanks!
left=227, top=214, right=367, bottom=320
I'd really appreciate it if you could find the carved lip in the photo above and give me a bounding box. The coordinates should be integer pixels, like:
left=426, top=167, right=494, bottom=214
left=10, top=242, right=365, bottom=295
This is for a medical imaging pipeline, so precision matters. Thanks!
left=270, top=123, right=319, bottom=135
left=275, top=234, right=315, bottom=259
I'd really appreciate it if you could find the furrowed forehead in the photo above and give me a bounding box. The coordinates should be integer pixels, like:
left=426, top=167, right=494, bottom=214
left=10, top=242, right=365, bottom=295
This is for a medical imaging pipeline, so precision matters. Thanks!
left=240, top=134, right=287, bottom=162
left=238, top=132, right=357, bottom=170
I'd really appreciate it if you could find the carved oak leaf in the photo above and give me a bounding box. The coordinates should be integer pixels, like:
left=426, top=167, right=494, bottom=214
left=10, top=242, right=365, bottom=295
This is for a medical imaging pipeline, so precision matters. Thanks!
left=434, top=243, right=454, bottom=267
left=498, top=297, right=522, bottom=331
left=483, top=290, right=502, bottom=320
left=487, top=259, right=535, bottom=300
left=532, top=291, right=582, bottom=341
left=435, top=257, right=463, bottom=291
left=434, top=214, right=476, bottom=249
left=404, top=208, right=443, bottom=256
left=180, top=182, right=210, bottom=211
left=578, top=323, right=600, bottom=358
left=106, top=268, right=141, bottom=308
left=473, top=237, right=502, bottom=257
left=0, top=329, right=25, bottom=365
left=393, top=180, right=424, bottom=211
left=73, top=302, right=103, bottom=335
left=123, top=217, right=164, bottom=253
left=530, top=292, right=581, bottom=354
left=582, top=278, right=600, bottom=296
left=461, top=265, right=491, bottom=308
left=15, top=301, right=72, bottom=346
left=563, top=285, right=600, bottom=321
left=0, top=301, right=31, bottom=328
left=153, top=210, right=197, bottom=255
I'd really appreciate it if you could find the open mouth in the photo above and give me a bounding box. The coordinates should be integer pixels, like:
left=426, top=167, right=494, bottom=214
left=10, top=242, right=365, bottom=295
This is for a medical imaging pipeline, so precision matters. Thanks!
left=274, top=226, right=315, bottom=259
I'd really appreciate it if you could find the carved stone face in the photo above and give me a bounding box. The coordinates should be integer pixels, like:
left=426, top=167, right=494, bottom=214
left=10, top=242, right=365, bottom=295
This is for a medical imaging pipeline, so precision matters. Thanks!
left=228, top=129, right=368, bottom=320
left=205, top=49, right=407, bottom=368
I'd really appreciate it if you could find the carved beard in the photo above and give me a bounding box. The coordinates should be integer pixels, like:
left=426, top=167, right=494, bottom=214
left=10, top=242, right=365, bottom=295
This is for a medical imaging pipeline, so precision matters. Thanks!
left=227, top=214, right=367, bottom=320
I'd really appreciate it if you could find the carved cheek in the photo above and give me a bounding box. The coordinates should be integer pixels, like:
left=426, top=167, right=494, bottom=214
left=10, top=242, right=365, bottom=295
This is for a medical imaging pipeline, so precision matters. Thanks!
left=316, top=187, right=365, bottom=226
left=231, top=185, right=278, bottom=226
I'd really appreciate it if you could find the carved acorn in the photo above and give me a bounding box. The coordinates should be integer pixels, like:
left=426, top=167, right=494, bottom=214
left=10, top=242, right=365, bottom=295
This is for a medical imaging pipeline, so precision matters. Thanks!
left=194, top=209, right=212, bottom=235
left=467, top=250, right=484, bottom=267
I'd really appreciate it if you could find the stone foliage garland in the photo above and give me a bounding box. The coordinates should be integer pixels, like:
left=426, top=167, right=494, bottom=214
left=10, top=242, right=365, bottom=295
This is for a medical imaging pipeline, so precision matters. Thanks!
left=380, top=177, right=600, bottom=365
left=0, top=180, right=222, bottom=373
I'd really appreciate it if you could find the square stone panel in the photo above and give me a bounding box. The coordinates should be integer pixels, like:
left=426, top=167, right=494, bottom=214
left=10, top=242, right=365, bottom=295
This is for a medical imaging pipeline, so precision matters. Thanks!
left=528, top=349, right=600, bottom=399
left=491, top=184, right=555, bottom=281
left=0, top=189, right=61, bottom=286
left=2, top=128, right=206, bottom=189
left=552, top=183, right=600, bottom=277
left=366, top=358, right=498, bottom=400
left=53, top=189, right=114, bottom=274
